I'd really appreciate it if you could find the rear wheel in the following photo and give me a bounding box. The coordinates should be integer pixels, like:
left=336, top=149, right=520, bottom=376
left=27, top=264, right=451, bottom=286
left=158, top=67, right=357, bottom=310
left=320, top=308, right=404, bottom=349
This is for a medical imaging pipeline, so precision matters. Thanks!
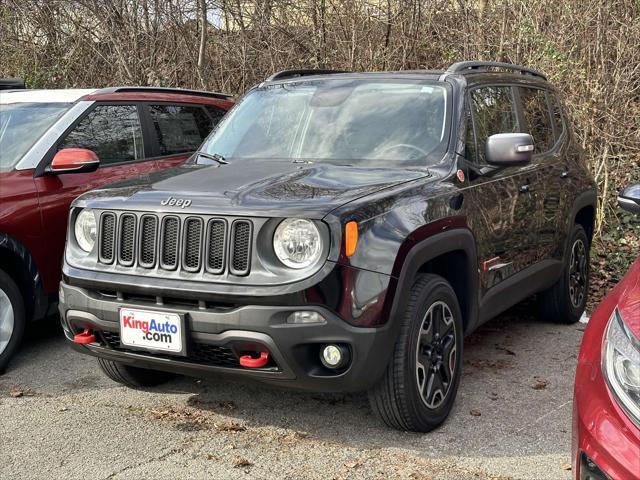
left=538, top=224, right=590, bottom=324
left=368, top=274, right=463, bottom=432
left=97, top=358, right=175, bottom=388
left=0, top=269, right=25, bottom=374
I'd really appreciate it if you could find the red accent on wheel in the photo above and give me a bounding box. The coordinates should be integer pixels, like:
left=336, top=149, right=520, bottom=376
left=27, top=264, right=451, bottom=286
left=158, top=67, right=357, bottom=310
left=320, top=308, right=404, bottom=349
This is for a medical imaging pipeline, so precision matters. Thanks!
left=456, top=169, right=465, bottom=182
left=73, top=329, right=96, bottom=344
left=239, top=351, right=269, bottom=368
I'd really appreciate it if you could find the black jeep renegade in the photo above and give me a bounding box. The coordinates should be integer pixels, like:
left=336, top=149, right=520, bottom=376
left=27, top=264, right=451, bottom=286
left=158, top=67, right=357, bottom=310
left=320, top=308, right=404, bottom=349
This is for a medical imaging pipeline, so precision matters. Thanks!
left=60, top=62, right=597, bottom=432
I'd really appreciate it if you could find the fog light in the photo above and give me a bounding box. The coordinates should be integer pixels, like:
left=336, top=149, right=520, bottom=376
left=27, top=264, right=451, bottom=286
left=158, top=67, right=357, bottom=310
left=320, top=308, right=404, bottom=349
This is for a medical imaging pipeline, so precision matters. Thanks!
left=320, top=344, right=350, bottom=369
left=287, top=311, right=326, bottom=324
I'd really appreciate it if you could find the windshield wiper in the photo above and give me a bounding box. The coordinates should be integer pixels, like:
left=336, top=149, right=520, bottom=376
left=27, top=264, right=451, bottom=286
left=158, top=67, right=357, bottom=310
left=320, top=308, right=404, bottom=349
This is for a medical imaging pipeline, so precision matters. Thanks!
left=195, top=151, right=229, bottom=165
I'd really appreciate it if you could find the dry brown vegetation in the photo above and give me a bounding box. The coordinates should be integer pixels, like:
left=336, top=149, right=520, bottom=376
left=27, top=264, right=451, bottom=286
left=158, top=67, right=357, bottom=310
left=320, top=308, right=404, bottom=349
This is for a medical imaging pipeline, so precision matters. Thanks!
left=1, top=0, right=638, bottom=298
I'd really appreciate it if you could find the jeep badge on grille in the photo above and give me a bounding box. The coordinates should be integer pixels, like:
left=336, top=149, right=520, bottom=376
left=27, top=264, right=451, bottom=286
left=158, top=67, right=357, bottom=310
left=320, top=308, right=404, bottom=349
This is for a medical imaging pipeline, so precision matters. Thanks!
left=160, top=196, right=192, bottom=208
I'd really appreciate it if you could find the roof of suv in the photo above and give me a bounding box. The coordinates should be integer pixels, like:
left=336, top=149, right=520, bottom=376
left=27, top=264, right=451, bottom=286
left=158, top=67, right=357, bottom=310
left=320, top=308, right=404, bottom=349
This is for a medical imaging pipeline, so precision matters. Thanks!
left=263, top=61, right=547, bottom=84
left=0, top=86, right=233, bottom=105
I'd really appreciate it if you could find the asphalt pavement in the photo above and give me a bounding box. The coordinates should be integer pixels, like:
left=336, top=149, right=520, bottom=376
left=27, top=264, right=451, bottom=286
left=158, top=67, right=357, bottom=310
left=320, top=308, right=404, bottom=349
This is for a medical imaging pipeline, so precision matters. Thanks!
left=0, top=302, right=584, bottom=479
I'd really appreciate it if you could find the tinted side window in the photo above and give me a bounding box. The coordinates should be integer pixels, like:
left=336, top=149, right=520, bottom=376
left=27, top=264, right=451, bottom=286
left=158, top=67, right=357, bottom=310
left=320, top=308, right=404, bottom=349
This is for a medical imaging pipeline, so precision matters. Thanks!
left=548, top=93, right=565, bottom=141
left=149, top=105, right=212, bottom=155
left=60, top=105, right=144, bottom=165
left=519, top=87, right=554, bottom=153
left=469, top=86, right=518, bottom=164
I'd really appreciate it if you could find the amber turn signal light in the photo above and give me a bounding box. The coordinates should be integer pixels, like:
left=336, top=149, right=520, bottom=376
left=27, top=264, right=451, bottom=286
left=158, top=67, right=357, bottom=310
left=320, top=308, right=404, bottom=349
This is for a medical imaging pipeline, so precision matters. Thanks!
left=345, top=221, right=358, bottom=257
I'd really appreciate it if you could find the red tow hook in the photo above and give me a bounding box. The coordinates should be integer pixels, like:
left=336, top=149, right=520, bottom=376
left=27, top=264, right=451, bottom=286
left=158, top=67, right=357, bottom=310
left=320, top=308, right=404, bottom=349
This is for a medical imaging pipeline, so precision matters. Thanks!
left=239, top=351, right=269, bottom=368
left=73, top=329, right=96, bottom=345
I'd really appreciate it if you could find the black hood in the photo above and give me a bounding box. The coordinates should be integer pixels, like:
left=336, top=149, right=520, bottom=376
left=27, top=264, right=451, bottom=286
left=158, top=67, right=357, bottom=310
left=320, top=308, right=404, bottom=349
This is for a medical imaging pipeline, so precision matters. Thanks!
left=77, top=159, right=429, bottom=218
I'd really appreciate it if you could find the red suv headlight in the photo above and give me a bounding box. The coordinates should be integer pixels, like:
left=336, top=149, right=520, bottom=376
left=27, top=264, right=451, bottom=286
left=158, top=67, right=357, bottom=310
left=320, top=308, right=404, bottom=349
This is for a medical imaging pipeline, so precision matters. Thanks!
left=602, top=307, right=640, bottom=426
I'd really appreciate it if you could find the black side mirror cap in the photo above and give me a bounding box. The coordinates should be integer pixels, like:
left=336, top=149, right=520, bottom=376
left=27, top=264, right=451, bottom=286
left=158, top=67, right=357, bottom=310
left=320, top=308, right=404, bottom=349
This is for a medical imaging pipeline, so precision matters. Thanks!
left=618, top=184, right=640, bottom=214
left=486, top=133, right=534, bottom=167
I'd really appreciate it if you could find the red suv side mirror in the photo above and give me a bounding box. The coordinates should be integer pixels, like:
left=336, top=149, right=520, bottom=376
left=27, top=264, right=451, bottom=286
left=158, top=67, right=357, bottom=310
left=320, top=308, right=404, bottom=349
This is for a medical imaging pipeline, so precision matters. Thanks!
left=619, top=184, right=640, bottom=215
left=50, top=148, right=100, bottom=174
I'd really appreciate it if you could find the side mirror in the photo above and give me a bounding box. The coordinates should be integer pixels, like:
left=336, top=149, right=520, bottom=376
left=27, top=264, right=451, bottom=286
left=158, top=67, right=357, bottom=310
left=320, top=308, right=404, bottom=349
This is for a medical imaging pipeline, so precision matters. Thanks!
left=50, top=148, right=100, bottom=174
left=486, top=133, right=534, bottom=167
left=618, top=184, right=640, bottom=214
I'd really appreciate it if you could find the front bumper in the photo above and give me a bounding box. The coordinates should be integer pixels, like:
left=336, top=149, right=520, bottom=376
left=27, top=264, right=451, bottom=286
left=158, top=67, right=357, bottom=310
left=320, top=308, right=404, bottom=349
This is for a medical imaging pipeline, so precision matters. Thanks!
left=59, top=282, right=397, bottom=392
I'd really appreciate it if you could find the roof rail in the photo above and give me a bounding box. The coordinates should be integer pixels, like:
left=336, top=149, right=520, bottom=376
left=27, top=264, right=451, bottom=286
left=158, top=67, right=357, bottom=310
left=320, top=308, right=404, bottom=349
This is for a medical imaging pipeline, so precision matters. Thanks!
left=446, top=61, right=547, bottom=80
left=0, top=78, right=26, bottom=90
left=99, top=86, right=233, bottom=100
left=266, top=69, right=349, bottom=82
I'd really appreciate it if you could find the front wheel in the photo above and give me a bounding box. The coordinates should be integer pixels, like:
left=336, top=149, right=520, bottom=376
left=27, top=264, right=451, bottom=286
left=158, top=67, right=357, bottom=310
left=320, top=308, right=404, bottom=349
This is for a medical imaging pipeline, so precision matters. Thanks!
left=0, top=269, right=26, bottom=374
left=368, top=274, right=463, bottom=432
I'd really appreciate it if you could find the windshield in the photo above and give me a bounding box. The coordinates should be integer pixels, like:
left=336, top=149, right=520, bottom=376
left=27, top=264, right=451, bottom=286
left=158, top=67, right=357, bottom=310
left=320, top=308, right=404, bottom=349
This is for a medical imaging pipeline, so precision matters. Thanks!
left=200, top=79, right=450, bottom=166
left=0, top=103, right=71, bottom=170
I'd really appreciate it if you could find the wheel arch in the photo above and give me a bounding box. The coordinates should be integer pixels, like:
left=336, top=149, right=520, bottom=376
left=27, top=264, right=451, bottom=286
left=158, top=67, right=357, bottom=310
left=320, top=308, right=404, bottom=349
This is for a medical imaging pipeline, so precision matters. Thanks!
left=0, top=233, right=48, bottom=322
left=386, top=224, right=479, bottom=335
left=568, top=189, right=597, bottom=251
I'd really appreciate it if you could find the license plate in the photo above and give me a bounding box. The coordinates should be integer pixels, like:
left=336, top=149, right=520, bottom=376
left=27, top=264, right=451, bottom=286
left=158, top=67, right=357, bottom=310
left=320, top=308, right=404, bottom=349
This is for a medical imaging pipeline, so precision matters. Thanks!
left=119, top=308, right=185, bottom=355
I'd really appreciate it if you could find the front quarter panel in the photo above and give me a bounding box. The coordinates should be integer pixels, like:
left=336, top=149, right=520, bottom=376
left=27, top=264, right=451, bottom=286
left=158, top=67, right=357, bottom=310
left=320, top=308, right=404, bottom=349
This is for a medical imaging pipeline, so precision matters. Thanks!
left=329, top=173, right=461, bottom=276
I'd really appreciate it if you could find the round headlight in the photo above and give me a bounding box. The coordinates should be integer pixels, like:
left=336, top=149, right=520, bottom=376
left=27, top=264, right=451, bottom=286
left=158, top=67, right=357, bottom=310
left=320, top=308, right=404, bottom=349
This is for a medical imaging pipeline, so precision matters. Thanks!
left=273, top=218, right=322, bottom=269
left=74, top=209, right=96, bottom=252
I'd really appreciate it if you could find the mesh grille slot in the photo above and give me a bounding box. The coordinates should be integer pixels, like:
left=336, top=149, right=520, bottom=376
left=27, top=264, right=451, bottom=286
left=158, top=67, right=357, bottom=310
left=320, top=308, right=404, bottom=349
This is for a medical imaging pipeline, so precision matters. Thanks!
left=99, top=213, right=116, bottom=263
left=206, top=220, right=226, bottom=274
left=183, top=218, right=203, bottom=271
left=118, top=214, right=136, bottom=265
left=138, top=215, right=158, bottom=268
left=230, top=220, right=251, bottom=275
left=161, top=217, right=180, bottom=269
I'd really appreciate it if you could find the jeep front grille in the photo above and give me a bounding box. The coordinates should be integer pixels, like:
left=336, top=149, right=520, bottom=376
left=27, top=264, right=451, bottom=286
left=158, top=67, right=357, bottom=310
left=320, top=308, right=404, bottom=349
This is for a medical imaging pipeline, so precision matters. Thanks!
left=98, top=212, right=252, bottom=276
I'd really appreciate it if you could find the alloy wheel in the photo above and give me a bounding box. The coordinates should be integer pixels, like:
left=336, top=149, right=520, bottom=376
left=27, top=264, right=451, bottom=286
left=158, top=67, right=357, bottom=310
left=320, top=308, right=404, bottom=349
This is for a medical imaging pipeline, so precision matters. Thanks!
left=0, top=288, right=15, bottom=355
left=569, top=239, right=588, bottom=308
left=415, top=301, right=457, bottom=409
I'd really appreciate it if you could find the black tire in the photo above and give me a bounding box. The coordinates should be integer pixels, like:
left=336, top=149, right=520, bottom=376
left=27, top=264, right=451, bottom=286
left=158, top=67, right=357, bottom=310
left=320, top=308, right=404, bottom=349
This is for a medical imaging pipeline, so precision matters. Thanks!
left=97, top=358, right=175, bottom=388
left=368, top=274, right=464, bottom=432
left=537, top=224, right=590, bottom=324
left=0, top=269, right=26, bottom=374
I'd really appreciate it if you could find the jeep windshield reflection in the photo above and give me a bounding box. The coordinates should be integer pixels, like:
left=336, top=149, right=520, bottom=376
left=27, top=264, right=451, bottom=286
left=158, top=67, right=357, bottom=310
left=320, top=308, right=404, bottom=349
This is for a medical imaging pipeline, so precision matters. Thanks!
left=199, top=79, right=450, bottom=167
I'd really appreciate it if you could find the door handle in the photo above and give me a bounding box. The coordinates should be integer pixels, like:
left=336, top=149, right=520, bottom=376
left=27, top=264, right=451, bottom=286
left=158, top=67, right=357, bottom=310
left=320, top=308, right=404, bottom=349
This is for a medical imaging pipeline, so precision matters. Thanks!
left=519, top=184, right=530, bottom=193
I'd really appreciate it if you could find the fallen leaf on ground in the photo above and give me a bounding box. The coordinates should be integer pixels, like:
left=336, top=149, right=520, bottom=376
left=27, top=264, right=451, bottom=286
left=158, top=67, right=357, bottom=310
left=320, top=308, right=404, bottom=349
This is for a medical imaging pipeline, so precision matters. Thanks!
left=560, top=462, right=572, bottom=471
left=532, top=377, right=550, bottom=390
left=344, top=459, right=363, bottom=469
left=214, top=421, right=246, bottom=432
left=206, top=454, right=219, bottom=461
left=470, top=409, right=482, bottom=417
left=233, top=457, right=252, bottom=468
left=9, top=388, right=23, bottom=398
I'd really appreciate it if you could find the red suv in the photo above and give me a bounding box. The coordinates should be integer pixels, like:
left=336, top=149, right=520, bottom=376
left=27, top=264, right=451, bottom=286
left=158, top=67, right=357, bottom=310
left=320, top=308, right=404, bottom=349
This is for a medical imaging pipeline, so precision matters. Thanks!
left=0, top=87, right=233, bottom=371
left=572, top=184, right=640, bottom=479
